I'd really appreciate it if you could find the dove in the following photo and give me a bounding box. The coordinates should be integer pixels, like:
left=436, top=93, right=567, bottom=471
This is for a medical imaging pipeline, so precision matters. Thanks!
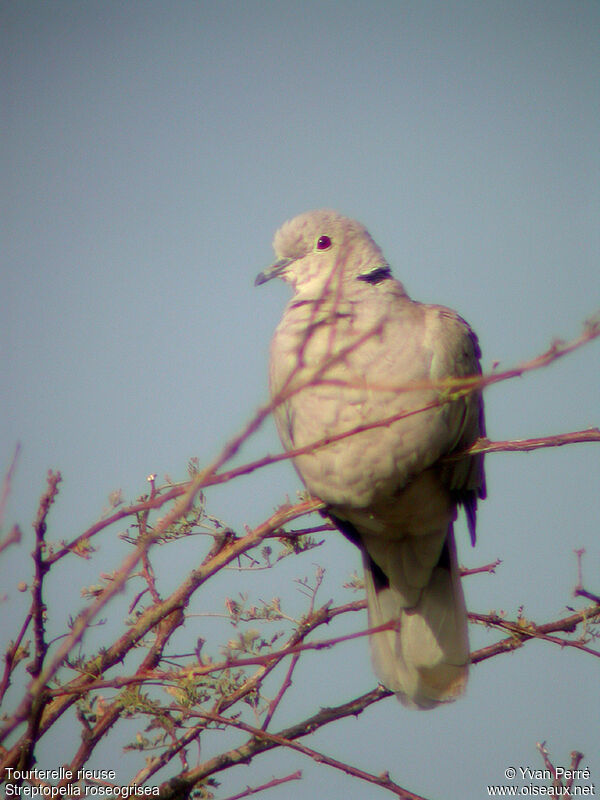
left=255, top=210, right=486, bottom=708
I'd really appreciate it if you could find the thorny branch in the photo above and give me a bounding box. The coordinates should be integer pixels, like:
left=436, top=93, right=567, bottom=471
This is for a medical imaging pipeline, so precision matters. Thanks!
left=220, top=771, right=302, bottom=800
left=29, top=598, right=600, bottom=702
left=0, top=498, right=321, bottom=758
left=165, top=708, right=426, bottom=800
left=18, top=321, right=600, bottom=576
left=192, top=318, right=600, bottom=489
left=0, top=319, right=598, bottom=797
left=469, top=605, right=600, bottom=662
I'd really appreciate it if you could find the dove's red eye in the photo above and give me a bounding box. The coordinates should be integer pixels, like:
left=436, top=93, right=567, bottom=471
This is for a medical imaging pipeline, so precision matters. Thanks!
left=316, top=235, right=332, bottom=250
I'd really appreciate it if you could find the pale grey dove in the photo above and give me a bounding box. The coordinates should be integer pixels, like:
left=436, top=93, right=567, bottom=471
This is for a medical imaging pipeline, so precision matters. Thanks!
left=255, top=210, right=486, bottom=709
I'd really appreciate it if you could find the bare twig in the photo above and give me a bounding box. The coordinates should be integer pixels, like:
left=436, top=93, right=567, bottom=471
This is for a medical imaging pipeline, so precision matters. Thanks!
left=566, top=751, right=585, bottom=791
left=460, top=559, right=502, bottom=577
left=16, top=472, right=62, bottom=773
left=30, top=471, right=62, bottom=679
left=154, top=687, right=393, bottom=800
left=0, top=524, right=22, bottom=556
left=261, top=652, right=301, bottom=732
left=1, top=477, right=211, bottom=744
left=574, top=585, right=600, bottom=605
left=146, top=320, right=600, bottom=493
left=1, top=319, right=598, bottom=796
left=534, top=742, right=585, bottom=793
left=185, top=709, right=425, bottom=800
left=0, top=611, right=32, bottom=705
left=0, top=443, right=21, bottom=533
left=573, top=549, right=600, bottom=604
left=470, top=605, right=600, bottom=663
left=220, top=770, right=302, bottom=800
left=0, top=499, right=322, bottom=770
left=44, top=484, right=185, bottom=567
left=62, top=606, right=186, bottom=784
left=40, top=597, right=599, bottom=711
left=458, top=428, right=600, bottom=457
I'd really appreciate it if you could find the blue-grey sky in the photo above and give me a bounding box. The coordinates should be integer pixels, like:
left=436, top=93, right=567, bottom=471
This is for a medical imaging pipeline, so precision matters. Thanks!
left=2, top=2, right=599, bottom=798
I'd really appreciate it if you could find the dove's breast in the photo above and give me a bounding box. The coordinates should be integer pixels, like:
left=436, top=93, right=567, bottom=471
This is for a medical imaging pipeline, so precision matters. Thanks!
left=268, top=294, right=470, bottom=508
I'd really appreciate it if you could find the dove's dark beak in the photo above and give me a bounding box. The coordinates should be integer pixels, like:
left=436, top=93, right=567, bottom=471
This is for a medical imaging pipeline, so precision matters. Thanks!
left=254, top=258, right=293, bottom=286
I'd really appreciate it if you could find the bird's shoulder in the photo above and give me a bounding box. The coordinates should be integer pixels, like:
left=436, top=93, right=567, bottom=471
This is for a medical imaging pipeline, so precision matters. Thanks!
left=416, top=303, right=482, bottom=379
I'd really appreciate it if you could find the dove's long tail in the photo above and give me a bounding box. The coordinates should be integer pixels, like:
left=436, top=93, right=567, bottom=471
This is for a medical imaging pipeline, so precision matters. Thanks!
left=361, top=525, right=469, bottom=709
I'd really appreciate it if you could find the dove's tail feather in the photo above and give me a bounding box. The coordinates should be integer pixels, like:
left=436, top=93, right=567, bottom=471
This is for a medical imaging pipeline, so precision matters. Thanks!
left=363, top=526, right=469, bottom=709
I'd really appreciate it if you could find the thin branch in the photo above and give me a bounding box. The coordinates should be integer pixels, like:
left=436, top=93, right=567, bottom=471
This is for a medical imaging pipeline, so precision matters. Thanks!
left=44, top=484, right=185, bottom=567
left=43, top=600, right=364, bottom=702
left=154, top=687, right=394, bottom=800
left=470, top=605, right=600, bottom=663
left=129, top=599, right=368, bottom=786
left=0, top=499, right=321, bottom=767
left=30, top=471, right=62, bottom=679
left=261, top=652, right=301, bottom=732
left=0, top=443, right=21, bottom=532
left=186, top=709, right=425, bottom=800
left=1, top=317, right=597, bottom=796
left=566, top=751, right=585, bottom=791
left=535, top=742, right=585, bottom=793
left=197, top=426, right=600, bottom=493
left=458, top=428, right=600, bottom=457
left=43, top=596, right=600, bottom=701
left=62, top=606, right=186, bottom=784
left=16, top=471, right=62, bottom=774
left=42, top=424, right=598, bottom=575
left=131, top=320, right=600, bottom=494
left=0, top=524, right=21, bottom=556
left=0, top=611, right=32, bottom=705
left=573, top=548, right=600, bottom=604
left=460, top=559, right=502, bottom=577
left=0, top=476, right=211, bottom=745
left=574, top=586, right=600, bottom=605
left=220, top=771, right=302, bottom=800
left=261, top=569, right=325, bottom=730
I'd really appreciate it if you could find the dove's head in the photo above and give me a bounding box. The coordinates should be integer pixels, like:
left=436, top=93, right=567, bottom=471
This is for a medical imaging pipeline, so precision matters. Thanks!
left=255, top=210, right=396, bottom=298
